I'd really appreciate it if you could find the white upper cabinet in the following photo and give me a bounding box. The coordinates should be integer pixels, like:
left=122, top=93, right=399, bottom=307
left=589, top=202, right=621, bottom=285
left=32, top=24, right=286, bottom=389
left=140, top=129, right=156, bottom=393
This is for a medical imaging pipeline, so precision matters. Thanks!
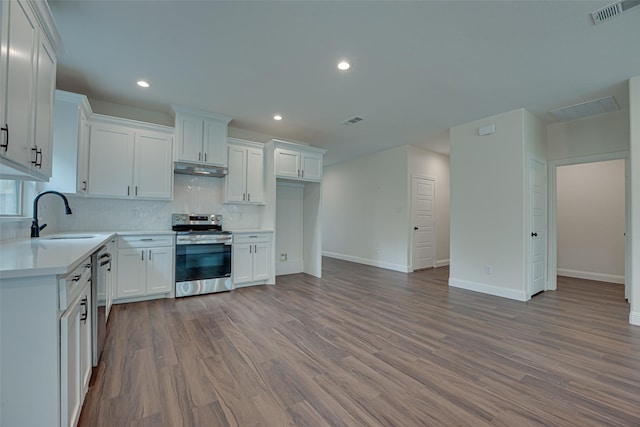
left=173, top=105, right=232, bottom=167
left=273, top=140, right=326, bottom=182
left=226, top=138, right=264, bottom=204
left=87, top=115, right=173, bottom=200
left=0, top=0, right=61, bottom=181
left=41, top=90, right=93, bottom=194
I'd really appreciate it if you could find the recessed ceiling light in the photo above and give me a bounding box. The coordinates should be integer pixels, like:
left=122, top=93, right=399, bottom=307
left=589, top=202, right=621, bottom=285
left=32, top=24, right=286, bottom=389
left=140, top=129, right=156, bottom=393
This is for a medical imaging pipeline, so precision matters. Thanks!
left=273, top=114, right=283, bottom=121
left=337, top=61, right=351, bottom=71
left=137, top=80, right=150, bottom=88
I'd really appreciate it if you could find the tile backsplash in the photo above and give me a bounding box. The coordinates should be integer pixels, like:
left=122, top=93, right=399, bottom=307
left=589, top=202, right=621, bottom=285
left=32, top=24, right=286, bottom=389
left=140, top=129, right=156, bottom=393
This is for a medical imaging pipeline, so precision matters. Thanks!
left=44, top=174, right=262, bottom=233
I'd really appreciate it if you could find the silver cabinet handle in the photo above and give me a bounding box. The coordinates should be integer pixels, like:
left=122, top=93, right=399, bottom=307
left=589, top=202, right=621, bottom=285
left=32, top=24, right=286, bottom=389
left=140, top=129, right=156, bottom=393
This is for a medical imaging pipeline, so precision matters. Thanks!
left=80, top=296, right=88, bottom=323
left=243, top=193, right=246, bottom=201
left=199, top=152, right=202, bottom=161
left=141, top=250, right=144, bottom=261
left=297, top=169, right=300, bottom=177
left=141, top=238, right=154, bottom=241
left=127, top=186, right=130, bottom=196
left=135, top=186, right=138, bottom=196
left=148, top=250, right=152, bottom=261
left=248, top=193, right=250, bottom=202
left=204, top=153, right=207, bottom=162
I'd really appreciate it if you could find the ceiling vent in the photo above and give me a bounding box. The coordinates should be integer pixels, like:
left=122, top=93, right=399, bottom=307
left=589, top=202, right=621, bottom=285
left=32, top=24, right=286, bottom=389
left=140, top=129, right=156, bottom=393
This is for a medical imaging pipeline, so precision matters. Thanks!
left=591, top=0, right=640, bottom=24
left=549, top=96, right=620, bottom=122
left=342, top=116, right=363, bottom=125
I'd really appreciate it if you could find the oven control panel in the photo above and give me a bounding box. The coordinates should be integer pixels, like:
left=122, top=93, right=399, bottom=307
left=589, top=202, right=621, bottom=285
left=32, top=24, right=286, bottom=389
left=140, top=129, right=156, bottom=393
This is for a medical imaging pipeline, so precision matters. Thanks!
left=172, top=213, right=222, bottom=226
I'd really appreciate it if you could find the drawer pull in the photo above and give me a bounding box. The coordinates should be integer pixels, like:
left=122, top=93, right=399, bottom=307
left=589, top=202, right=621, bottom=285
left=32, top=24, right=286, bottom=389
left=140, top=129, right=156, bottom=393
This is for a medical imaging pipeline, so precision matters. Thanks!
left=80, top=296, right=88, bottom=323
left=140, top=238, right=154, bottom=241
left=71, top=275, right=81, bottom=282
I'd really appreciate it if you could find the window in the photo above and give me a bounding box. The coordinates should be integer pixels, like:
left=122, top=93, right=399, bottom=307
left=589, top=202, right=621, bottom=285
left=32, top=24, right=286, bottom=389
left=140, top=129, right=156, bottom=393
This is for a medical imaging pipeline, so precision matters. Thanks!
left=0, top=179, right=23, bottom=216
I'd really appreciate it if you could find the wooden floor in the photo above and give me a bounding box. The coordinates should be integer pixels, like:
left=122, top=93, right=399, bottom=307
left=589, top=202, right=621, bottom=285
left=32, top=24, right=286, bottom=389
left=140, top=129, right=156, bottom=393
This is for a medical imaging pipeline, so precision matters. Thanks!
left=79, top=258, right=640, bottom=426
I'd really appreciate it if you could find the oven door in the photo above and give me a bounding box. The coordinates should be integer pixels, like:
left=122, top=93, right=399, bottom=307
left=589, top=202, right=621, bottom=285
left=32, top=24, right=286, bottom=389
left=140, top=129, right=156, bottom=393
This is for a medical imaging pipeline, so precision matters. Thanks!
left=175, top=242, right=232, bottom=297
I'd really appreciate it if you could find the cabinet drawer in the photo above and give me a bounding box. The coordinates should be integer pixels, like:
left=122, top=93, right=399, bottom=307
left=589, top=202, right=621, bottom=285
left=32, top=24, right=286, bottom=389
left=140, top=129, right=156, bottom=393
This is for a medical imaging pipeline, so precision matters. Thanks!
left=233, top=233, right=272, bottom=244
left=118, top=234, right=174, bottom=248
left=59, top=258, right=92, bottom=311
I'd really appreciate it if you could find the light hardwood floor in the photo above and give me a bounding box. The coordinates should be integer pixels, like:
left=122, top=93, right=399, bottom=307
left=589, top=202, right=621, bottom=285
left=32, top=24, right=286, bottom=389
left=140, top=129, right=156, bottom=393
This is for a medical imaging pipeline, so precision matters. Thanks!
left=79, top=258, right=640, bottom=426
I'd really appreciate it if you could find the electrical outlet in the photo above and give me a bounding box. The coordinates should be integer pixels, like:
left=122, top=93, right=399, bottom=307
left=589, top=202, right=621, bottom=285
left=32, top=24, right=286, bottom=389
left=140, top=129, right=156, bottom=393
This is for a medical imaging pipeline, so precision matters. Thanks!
left=280, top=253, right=287, bottom=262
left=485, top=265, right=493, bottom=275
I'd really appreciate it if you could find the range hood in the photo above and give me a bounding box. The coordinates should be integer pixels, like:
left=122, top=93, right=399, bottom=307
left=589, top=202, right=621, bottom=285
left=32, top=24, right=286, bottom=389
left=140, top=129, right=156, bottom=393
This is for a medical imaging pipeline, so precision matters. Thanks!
left=174, top=162, right=227, bottom=177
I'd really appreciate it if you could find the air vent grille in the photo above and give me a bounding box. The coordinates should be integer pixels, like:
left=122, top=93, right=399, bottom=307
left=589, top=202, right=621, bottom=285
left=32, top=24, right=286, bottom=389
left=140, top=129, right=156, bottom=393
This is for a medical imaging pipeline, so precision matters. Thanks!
left=549, top=96, right=620, bottom=122
left=592, top=0, right=640, bottom=24
left=342, top=116, right=363, bottom=125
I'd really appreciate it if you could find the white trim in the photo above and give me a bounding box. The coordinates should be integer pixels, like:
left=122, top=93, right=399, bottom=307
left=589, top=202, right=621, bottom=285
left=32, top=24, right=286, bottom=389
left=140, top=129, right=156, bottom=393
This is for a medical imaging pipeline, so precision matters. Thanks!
left=435, top=259, right=450, bottom=268
left=557, top=269, right=624, bottom=285
left=448, top=278, right=528, bottom=301
left=630, top=311, right=640, bottom=326
left=548, top=151, right=630, bottom=292
left=323, top=251, right=411, bottom=273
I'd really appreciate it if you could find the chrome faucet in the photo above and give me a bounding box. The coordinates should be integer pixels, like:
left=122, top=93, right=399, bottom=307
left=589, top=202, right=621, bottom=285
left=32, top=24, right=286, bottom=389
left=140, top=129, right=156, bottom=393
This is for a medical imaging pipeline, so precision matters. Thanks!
left=31, top=191, right=73, bottom=238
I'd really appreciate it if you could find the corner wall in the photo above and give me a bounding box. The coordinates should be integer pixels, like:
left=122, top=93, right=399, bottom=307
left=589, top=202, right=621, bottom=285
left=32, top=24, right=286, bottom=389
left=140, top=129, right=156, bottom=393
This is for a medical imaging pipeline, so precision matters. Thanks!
left=630, top=76, right=640, bottom=325
left=449, top=109, right=528, bottom=301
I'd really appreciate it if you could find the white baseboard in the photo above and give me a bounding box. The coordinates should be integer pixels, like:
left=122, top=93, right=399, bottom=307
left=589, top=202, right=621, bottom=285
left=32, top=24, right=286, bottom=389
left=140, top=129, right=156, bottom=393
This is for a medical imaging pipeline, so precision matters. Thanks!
left=630, top=311, right=640, bottom=326
left=448, top=277, right=528, bottom=302
left=557, top=268, right=624, bottom=284
left=436, top=259, right=450, bottom=268
left=322, top=251, right=411, bottom=273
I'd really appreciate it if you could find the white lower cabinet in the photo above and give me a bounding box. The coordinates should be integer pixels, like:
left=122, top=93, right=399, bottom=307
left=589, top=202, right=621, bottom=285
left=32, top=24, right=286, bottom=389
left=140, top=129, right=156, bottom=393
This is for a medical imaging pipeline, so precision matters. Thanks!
left=116, top=235, right=174, bottom=300
left=60, top=283, right=91, bottom=427
left=58, top=257, right=92, bottom=427
left=233, top=232, right=272, bottom=287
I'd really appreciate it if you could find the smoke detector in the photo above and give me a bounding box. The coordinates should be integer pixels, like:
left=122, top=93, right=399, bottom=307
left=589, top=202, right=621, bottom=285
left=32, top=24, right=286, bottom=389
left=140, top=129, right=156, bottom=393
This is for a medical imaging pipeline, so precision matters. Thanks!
left=342, top=116, right=364, bottom=125
left=591, top=0, right=640, bottom=24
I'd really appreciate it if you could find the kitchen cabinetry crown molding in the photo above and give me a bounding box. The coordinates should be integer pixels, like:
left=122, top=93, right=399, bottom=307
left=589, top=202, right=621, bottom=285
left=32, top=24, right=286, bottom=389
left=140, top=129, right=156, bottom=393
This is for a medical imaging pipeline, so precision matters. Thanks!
left=91, top=113, right=175, bottom=134
left=27, top=0, right=63, bottom=51
left=171, top=105, right=232, bottom=124
left=271, top=139, right=327, bottom=155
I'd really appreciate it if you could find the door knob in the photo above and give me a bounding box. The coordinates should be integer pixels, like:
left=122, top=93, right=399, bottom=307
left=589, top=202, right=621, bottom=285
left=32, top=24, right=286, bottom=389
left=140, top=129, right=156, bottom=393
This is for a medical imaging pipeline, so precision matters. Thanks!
left=531, top=232, right=538, bottom=237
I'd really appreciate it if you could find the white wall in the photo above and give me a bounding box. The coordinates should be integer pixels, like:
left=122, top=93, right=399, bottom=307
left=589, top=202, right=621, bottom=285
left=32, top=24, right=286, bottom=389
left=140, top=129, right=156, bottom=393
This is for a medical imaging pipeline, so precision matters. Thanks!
left=547, top=110, right=629, bottom=161
left=276, top=182, right=304, bottom=275
left=630, top=76, right=640, bottom=325
left=323, top=145, right=409, bottom=272
left=449, top=109, right=529, bottom=301
left=407, top=144, right=451, bottom=266
left=322, top=143, right=450, bottom=273
left=557, top=160, right=626, bottom=283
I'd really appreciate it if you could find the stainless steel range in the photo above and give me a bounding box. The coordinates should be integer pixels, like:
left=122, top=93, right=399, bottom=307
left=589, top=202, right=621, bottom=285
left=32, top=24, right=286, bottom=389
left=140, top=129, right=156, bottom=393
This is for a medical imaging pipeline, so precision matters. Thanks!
left=172, top=213, right=233, bottom=297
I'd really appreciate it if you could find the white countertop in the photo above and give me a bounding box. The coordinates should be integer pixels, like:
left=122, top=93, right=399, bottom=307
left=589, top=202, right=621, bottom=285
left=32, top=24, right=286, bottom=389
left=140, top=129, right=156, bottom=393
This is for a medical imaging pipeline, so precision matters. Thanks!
left=0, top=233, right=115, bottom=279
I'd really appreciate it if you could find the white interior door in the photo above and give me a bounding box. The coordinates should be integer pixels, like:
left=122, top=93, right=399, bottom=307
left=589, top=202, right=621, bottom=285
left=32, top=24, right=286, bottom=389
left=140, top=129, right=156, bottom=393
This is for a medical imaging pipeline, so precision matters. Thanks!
left=412, top=176, right=435, bottom=270
left=530, top=158, right=547, bottom=296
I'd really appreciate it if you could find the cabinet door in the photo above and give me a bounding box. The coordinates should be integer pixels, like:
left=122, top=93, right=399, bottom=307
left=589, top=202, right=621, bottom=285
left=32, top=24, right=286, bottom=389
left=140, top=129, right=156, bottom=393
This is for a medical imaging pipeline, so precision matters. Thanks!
left=60, top=293, right=83, bottom=427
left=175, top=116, right=203, bottom=163
left=203, top=118, right=227, bottom=166
left=233, top=243, right=253, bottom=284
left=246, top=147, right=264, bottom=203
left=88, top=123, right=134, bottom=197
left=80, top=286, right=92, bottom=396
left=226, top=145, right=247, bottom=203
left=134, top=131, right=172, bottom=199
left=252, top=242, right=271, bottom=282
left=31, top=31, right=56, bottom=178
left=275, top=148, right=300, bottom=178
left=117, top=248, right=146, bottom=298
left=301, top=152, right=323, bottom=181
left=76, top=110, right=90, bottom=194
left=146, top=246, right=174, bottom=295
left=0, top=0, right=37, bottom=167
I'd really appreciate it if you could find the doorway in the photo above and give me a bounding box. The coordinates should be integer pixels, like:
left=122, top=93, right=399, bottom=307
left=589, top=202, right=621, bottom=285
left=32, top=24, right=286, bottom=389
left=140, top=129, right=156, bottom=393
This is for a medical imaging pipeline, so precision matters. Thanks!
left=548, top=153, right=630, bottom=300
left=411, top=176, right=435, bottom=271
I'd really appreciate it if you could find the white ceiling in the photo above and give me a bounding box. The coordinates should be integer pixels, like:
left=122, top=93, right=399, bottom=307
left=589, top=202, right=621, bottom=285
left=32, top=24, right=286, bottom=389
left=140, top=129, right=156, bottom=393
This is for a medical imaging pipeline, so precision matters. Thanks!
left=49, top=1, right=640, bottom=165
